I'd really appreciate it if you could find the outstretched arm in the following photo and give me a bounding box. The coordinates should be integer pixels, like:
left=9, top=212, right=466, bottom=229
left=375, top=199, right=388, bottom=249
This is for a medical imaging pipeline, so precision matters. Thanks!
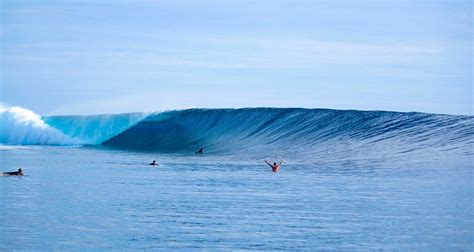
left=278, top=160, right=283, bottom=165
left=265, top=160, right=272, bottom=167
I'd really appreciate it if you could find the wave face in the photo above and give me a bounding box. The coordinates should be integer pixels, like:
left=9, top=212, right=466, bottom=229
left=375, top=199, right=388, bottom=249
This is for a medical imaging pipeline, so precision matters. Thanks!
left=0, top=106, right=77, bottom=145
left=2, top=107, right=473, bottom=161
left=44, top=113, right=147, bottom=144
left=103, top=108, right=474, bottom=161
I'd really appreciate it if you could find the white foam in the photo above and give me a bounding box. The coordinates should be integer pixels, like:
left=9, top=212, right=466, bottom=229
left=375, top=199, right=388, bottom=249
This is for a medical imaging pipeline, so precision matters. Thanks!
left=0, top=105, right=80, bottom=145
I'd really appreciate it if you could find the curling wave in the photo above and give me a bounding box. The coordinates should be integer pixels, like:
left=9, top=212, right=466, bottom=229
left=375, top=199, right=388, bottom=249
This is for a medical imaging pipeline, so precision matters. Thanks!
left=1, top=106, right=473, bottom=160
left=101, top=108, right=474, bottom=159
left=0, top=105, right=78, bottom=145
left=44, top=112, right=148, bottom=144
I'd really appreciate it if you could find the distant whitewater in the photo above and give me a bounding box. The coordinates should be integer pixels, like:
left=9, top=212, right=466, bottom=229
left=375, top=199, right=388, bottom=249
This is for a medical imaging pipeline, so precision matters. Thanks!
left=1, top=105, right=473, bottom=162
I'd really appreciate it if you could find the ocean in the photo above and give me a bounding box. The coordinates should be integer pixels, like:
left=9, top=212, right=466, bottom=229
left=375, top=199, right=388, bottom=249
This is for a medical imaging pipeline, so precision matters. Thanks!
left=1, top=106, right=473, bottom=250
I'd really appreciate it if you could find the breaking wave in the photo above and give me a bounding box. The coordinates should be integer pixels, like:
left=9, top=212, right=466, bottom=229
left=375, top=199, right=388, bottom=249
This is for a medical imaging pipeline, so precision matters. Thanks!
left=101, top=108, right=474, bottom=160
left=43, top=112, right=148, bottom=144
left=0, top=105, right=78, bottom=145
left=1, top=106, right=473, bottom=160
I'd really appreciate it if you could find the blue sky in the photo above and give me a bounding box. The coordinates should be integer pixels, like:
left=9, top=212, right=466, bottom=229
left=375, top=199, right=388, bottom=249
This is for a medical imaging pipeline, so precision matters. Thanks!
left=0, top=0, right=472, bottom=115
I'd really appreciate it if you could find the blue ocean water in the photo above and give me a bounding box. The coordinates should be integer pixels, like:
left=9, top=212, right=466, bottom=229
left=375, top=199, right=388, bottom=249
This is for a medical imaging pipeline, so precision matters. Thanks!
left=1, top=106, right=473, bottom=250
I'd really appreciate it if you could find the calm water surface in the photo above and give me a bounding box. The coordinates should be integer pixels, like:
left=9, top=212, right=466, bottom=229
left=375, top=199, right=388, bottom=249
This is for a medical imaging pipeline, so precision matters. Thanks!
left=1, top=146, right=472, bottom=250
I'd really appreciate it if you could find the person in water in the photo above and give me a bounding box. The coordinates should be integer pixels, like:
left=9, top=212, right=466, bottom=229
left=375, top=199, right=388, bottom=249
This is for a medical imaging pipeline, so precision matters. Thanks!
left=196, top=148, right=203, bottom=154
left=265, top=160, right=283, bottom=172
left=3, top=168, right=24, bottom=176
left=149, top=160, right=158, bottom=166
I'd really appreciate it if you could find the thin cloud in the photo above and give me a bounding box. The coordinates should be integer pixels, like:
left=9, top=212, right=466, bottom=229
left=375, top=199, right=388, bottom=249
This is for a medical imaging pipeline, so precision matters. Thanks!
left=3, top=34, right=445, bottom=72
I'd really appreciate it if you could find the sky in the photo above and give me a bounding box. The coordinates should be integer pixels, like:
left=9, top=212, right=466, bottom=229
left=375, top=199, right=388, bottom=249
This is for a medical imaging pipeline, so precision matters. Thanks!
left=0, top=0, right=472, bottom=115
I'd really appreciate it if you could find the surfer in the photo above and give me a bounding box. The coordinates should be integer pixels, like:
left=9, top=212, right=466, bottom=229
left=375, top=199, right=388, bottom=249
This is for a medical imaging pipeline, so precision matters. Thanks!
left=149, top=160, right=158, bottom=166
left=265, top=160, right=283, bottom=172
left=3, top=168, right=24, bottom=176
left=196, top=148, right=203, bottom=154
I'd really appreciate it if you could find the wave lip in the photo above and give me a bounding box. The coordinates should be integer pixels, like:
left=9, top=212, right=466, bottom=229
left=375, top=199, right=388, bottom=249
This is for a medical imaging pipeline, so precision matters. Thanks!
left=0, top=106, right=79, bottom=145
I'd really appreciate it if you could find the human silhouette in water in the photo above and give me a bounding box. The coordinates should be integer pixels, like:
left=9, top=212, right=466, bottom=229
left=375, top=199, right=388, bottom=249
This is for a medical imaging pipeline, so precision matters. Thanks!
left=265, top=160, right=283, bottom=172
left=3, top=168, right=24, bottom=176
left=149, top=160, right=158, bottom=166
left=196, top=148, right=203, bottom=154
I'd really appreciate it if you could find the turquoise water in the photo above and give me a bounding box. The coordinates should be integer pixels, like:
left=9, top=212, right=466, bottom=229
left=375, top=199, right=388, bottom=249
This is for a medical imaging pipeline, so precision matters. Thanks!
left=1, top=145, right=472, bottom=250
left=1, top=107, right=473, bottom=249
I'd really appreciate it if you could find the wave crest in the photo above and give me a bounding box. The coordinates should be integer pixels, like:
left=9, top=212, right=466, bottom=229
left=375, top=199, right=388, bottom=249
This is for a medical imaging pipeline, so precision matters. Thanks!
left=2, top=106, right=473, bottom=160
left=0, top=106, right=78, bottom=145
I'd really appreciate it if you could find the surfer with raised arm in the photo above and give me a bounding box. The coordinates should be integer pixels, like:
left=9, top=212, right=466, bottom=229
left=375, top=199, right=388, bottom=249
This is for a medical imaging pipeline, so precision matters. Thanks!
left=196, top=148, right=203, bottom=154
left=265, top=160, right=283, bottom=172
left=2, top=168, right=24, bottom=176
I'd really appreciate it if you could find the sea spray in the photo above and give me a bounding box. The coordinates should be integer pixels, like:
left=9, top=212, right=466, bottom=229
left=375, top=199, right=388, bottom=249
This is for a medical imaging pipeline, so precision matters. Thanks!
left=0, top=105, right=78, bottom=145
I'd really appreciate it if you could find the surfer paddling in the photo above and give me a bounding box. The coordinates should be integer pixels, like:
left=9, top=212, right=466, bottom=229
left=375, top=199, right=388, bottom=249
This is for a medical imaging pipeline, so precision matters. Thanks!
left=265, top=160, right=283, bottom=172
left=2, top=168, right=24, bottom=176
left=195, top=148, right=203, bottom=154
left=149, top=160, right=159, bottom=166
